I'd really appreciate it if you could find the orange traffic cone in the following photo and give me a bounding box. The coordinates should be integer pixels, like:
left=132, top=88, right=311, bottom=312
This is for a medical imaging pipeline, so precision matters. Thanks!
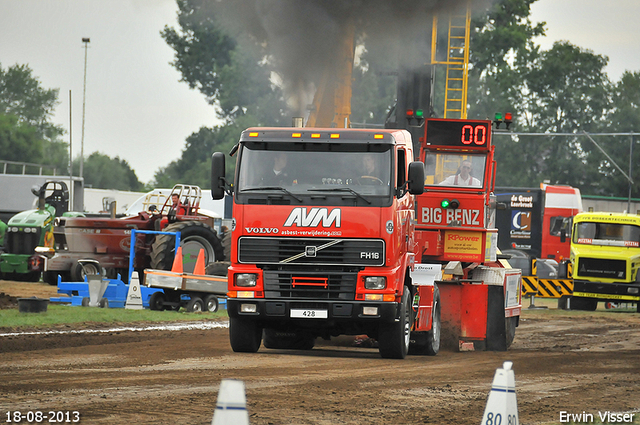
left=171, top=246, right=184, bottom=273
left=194, top=249, right=206, bottom=276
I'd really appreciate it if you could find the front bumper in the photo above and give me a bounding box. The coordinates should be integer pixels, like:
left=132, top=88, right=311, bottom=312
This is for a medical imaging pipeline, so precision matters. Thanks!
left=573, top=280, right=640, bottom=302
left=227, top=298, right=399, bottom=328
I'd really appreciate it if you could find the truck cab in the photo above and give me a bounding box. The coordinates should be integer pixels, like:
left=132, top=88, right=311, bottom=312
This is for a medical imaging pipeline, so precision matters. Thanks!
left=570, top=212, right=640, bottom=312
left=212, top=127, right=427, bottom=358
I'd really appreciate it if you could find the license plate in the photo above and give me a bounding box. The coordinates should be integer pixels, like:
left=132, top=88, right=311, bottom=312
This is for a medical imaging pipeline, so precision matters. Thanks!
left=290, top=309, right=328, bottom=319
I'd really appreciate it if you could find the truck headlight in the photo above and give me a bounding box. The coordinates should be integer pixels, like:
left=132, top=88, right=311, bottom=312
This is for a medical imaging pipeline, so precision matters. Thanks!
left=364, top=276, right=386, bottom=290
left=235, top=273, right=257, bottom=287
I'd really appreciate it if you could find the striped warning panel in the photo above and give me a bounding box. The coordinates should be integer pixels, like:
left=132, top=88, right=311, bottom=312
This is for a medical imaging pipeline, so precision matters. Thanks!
left=521, top=276, right=538, bottom=296
left=536, top=279, right=574, bottom=298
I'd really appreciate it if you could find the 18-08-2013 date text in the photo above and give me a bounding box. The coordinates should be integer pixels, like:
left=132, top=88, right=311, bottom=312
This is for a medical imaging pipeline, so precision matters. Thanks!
left=5, top=411, right=80, bottom=423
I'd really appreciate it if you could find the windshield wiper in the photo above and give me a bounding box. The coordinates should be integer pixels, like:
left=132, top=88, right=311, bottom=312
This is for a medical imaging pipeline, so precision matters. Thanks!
left=308, top=188, right=371, bottom=204
left=241, top=186, right=302, bottom=202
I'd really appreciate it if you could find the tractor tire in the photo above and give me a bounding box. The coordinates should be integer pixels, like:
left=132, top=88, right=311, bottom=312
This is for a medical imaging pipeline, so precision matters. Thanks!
left=70, top=260, right=99, bottom=282
left=150, top=221, right=223, bottom=273
left=43, top=271, right=60, bottom=286
left=221, top=231, right=231, bottom=261
left=378, top=289, right=411, bottom=359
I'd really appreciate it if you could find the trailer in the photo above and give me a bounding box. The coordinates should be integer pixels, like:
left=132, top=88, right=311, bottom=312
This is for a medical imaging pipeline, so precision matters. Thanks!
left=143, top=266, right=227, bottom=313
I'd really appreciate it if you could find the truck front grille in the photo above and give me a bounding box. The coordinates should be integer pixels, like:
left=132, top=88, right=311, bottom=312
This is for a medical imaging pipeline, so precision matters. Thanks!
left=576, top=257, right=626, bottom=280
left=4, top=229, right=41, bottom=255
left=263, top=267, right=358, bottom=300
left=238, top=237, right=385, bottom=266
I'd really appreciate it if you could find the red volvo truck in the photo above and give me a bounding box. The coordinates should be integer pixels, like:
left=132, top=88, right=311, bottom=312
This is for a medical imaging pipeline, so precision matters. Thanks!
left=211, top=119, right=521, bottom=358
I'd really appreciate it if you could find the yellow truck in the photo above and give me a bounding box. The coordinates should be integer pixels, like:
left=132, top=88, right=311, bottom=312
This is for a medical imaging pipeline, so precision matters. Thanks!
left=569, top=212, right=640, bottom=312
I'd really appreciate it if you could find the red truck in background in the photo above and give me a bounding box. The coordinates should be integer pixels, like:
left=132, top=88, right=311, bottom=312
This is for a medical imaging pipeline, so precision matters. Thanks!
left=494, top=184, right=583, bottom=278
left=211, top=119, right=522, bottom=357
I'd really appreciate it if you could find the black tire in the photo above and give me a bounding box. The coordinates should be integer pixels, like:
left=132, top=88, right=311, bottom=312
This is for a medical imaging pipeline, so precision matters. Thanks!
left=378, top=289, right=411, bottom=359
left=229, top=316, right=262, bottom=353
left=185, top=297, right=204, bottom=312
left=263, top=329, right=315, bottom=350
left=81, top=297, right=90, bottom=307
left=570, top=296, right=598, bottom=311
left=13, top=271, right=41, bottom=282
left=205, top=262, right=229, bottom=276
left=505, top=316, right=517, bottom=349
left=149, top=291, right=165, bottom=311
left=70, top=261, right=99, bottom=282
left=99, top=298, right=109, bottom=308
left=202, top=295, right=219, bottom=313
left=221, top=231, right=231, bottom=261
left=150, top=221, right=223, bottom=273
left=409, top=286, right=441, bottom=356
left=43, top=271, right=60, bottom=286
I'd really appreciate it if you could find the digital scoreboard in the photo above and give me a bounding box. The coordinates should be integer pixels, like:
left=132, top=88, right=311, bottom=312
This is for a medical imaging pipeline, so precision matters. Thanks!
left=425, top=119, right=492, bottom=148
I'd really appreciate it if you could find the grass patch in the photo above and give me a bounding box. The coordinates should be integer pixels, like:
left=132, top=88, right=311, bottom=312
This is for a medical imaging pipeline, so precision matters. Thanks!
left=0, top=304, right=228, bottom=331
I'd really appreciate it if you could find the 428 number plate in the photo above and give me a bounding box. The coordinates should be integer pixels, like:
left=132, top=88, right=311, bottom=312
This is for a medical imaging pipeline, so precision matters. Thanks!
left=290, top=309, right=328, bottom=319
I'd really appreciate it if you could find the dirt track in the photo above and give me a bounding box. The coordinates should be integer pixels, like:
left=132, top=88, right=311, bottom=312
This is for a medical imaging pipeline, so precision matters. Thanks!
left=1, top=281, right=639, bottom=425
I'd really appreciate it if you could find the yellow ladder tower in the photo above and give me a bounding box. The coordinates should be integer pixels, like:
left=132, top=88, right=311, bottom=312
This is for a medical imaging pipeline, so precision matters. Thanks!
left=431, top=3, right=471, bottom=119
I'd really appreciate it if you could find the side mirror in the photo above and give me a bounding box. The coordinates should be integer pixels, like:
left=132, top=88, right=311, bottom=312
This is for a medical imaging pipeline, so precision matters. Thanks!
left=407, top=161, right=425, bottom=195
left=211, top=152, right=226, bottom=200
left=560, top=229, right=567, bottom=243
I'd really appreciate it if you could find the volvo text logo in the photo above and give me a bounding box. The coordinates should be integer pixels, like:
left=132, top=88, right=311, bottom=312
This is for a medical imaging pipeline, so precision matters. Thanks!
left=284, top=207, right=341, bottom=228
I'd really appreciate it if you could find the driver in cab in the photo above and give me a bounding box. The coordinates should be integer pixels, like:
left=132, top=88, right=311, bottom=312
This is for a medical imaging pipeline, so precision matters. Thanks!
left=358, top=154, right=385, bottom=186
left=440, top=160, right=481, bottom=187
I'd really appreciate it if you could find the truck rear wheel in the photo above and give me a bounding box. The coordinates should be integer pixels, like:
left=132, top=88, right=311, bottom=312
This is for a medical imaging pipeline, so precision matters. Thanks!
left=150, top=221, right=223, bottom=273
left=409, top=286, right=441, bottom=356
left=505, top=316, right=517, bottom=349
left=229, top=317, right=262, bottom=353
left=378, top=289, right=411, bottom=359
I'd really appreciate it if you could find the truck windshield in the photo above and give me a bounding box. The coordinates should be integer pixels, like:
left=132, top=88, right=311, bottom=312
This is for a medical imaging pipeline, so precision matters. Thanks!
left=574, top=222, right=640, bottom=247
left=236, top=144, right=392, bottom=199
left=423, top=152, right=486, bottom=188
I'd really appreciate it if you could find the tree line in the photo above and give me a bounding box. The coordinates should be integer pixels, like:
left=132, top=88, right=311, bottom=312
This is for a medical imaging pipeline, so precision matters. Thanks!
left=2, top=0, right=639, bottom=198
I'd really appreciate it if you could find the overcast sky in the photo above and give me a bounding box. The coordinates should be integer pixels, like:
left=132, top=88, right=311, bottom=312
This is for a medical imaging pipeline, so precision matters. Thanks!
left=1, top=0, right=639, bottom=184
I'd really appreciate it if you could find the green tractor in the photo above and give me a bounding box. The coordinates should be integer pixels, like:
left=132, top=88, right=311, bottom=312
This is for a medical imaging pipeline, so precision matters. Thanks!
left=0, top=181, right=83, bottom=283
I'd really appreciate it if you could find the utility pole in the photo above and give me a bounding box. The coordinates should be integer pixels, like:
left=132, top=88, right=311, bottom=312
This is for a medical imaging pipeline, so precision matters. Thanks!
left=80, top=37, right=90, bottom=180
left=68, top=90, right=73, bottom=209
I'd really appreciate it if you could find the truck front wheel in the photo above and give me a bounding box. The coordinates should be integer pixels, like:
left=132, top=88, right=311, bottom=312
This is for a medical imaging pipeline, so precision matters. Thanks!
left=378, top=289, right=411, bottom=359
left=570, top=296, right=598, bottom=311
left=229, top=317, right=262, bottom=353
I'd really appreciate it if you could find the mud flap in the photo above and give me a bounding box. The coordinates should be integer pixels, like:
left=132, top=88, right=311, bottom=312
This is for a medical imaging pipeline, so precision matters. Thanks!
left=485, top=285, right=507, bottom=351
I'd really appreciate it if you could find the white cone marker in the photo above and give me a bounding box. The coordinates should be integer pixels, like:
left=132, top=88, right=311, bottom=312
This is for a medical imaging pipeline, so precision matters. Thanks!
left=481, top=361, right=519, bottom=425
